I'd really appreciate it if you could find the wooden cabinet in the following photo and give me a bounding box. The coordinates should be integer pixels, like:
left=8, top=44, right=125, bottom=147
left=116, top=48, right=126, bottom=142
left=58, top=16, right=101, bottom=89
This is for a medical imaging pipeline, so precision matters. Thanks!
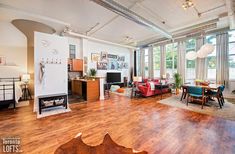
left=86, top=79, right=100, bottom=102
left=72, top=80, right=82, bottom=95
left=71, top=79, right=100, bottom=102
left=68, top=59, right=83, bottom=72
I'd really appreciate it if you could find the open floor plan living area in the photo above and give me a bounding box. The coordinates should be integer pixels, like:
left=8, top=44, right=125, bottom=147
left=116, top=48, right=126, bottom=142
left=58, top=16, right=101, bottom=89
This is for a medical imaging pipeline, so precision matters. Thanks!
left=1, top=0, right=235, bottom=154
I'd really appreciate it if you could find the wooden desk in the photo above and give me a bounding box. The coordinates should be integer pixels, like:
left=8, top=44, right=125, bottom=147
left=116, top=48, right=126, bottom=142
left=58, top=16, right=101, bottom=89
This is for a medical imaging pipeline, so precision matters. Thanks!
left=72, top=79, right=100, bottom=102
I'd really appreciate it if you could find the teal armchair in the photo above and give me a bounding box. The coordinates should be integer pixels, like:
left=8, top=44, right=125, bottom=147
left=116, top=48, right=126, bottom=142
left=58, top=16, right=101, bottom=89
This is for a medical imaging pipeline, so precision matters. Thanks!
left=187, top=86, right=206, bottom=109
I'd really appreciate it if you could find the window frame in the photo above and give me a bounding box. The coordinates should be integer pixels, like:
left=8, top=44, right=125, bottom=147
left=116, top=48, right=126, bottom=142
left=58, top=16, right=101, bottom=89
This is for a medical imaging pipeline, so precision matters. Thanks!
left=165, top=43, right=178, bottom=78
left=228, top=30, right=235, bottom=80
left=185, top=39, right=196, bottom=81
left=153, top=46, right=161, bottom=78
left=206, top=35, right=217, bottom=80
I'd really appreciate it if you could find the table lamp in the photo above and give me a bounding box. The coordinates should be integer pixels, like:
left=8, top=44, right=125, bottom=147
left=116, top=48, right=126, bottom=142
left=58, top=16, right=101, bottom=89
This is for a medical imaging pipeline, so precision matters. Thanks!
left=22, top=74, right=30, bottom=84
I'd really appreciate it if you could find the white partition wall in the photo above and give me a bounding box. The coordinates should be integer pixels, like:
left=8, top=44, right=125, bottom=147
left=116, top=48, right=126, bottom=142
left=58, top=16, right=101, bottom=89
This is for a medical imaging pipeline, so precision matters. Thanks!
left=34, top=32, right=69, bottom=112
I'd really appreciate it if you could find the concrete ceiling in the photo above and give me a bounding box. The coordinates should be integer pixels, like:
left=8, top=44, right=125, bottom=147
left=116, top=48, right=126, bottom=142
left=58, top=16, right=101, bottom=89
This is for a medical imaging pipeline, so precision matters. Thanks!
left=0, top=0, right=232, bottom=47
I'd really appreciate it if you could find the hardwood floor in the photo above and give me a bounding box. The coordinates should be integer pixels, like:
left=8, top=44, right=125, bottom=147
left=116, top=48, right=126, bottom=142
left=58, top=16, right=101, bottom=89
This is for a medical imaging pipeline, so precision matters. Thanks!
left=0, top=94, right=235, bottom=154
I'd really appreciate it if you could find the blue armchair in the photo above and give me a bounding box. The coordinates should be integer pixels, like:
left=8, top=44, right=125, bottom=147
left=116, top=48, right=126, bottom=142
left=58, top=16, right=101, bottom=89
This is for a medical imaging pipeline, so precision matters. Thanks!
left=205, top=85, right=225, bottom=108
left=187, top=86, right=206, bottom=109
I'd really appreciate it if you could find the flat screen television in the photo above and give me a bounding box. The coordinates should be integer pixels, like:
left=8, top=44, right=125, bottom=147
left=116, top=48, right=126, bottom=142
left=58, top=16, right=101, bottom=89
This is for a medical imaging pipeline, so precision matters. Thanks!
left=107, top=72, right=121, bottom=83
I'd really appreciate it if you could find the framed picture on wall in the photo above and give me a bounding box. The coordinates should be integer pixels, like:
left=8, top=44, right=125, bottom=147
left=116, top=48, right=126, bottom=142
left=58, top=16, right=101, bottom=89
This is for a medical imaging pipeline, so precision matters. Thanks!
left=108, top=59, right=118, bottom=70
left=0, top=56, right=6, bottom=65
left=107, top=54, right=118, bottom=59
left=97, top=62, right=108, bottom=70
left=101, top=52, right=108, bottom=61
left=91, top=53, right=100, bottom=62
left=117, top=56, right=125, bottom=61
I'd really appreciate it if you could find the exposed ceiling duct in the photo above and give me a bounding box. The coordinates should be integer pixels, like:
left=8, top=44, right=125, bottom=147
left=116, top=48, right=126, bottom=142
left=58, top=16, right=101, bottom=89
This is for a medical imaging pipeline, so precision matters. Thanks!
left=91, top=0, right=172, bottom=39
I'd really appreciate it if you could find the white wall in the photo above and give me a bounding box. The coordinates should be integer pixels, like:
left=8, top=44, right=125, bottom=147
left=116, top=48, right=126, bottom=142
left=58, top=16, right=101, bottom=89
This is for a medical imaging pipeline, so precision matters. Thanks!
left=0, top=22, right=27, bottom=77
left=82, top=39, right=132, bottom=82
left=34, top=32, right=69, bottom=98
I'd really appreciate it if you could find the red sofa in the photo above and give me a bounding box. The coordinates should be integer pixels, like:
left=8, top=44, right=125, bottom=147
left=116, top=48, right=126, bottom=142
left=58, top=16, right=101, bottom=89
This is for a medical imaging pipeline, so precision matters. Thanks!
left=137, top=79, right=170, bottom=97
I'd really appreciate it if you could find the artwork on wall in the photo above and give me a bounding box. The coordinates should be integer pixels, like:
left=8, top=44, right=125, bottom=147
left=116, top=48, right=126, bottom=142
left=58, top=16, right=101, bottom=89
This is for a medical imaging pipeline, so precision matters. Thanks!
left=91, top=52, right=127, bottom=70
left=117, top=56, right=125, bottom=61
left=0, top=56, right=6, bottom=65
left=97, top=62, right=108, bottom=70
left=41, top=40, right=50, bottom=47
left=91, top=53, right=101, bottom=62
left=108, top=54, right=118, bottom=59
left=51, top=49, right=59, bottom=55
left=108, top=59, right=118, bottom=70
left=101, top=52, right=108, bottom=61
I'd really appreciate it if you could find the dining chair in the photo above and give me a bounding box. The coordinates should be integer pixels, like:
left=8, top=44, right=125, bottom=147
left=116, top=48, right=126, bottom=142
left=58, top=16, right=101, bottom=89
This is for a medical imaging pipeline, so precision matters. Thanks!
left=205, top=85, right=225, bottom=108
left=187, top=86, right=206, bottom=109
left=180, top=86, right=187, bottom=101
left=220, top=85, right=225, bottom=105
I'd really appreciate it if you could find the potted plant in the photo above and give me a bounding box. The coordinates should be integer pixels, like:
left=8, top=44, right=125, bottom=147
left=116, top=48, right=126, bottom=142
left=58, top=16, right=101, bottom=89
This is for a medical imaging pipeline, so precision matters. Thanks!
left=89, top=68, right=97, bottom=80
left=173, top=73, right=182, bottom=95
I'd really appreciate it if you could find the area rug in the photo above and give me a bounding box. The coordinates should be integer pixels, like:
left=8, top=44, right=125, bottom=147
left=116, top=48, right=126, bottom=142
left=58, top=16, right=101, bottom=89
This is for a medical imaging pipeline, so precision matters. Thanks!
left=110, top=88, right=132, bottom=97
left=8, top=100, right=30, bottom=108
left=37, top=106, right=71, bottom=119
left=158, top=94, right=235, bottom=121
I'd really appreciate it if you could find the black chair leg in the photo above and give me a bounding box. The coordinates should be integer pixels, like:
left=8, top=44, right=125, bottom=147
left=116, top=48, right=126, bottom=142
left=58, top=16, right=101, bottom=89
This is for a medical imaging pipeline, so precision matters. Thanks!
left=221, top=93, right=225, bottom=105
left=221, top=96, right=224, bottom=106
left=183, top=92, right=187, bottom=99
left=186, top=94, right=189, bottom=106
left=217, top=97, right=222, bottom=108
left=180, top=92, right=184, bottom=101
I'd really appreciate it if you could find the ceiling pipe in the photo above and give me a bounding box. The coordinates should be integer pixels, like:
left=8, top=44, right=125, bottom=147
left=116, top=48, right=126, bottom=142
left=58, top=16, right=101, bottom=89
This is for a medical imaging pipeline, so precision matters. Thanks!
left=66, top=31, right=136, bottom=49
left=90, top=0, right=172, bottom=39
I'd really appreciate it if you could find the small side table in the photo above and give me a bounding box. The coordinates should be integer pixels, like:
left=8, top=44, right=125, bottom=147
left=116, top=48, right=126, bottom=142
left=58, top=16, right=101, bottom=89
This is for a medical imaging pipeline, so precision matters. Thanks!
left=22, top=83, right=32, bottom=100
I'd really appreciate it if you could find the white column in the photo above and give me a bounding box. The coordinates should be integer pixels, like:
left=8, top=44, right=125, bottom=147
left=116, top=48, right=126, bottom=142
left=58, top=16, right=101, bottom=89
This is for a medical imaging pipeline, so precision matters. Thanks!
left=99, top=78, right=105, bottom=100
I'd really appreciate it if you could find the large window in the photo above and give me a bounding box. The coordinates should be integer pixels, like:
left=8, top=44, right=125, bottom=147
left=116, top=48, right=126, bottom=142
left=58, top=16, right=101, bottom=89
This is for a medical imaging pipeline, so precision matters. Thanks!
left=206, top=35, right=216, bottom=80
left=165, top=43, right=178, bottom=78
left=153, top=46, right=161, bottom=78
left=144, top=48, right=149, bottom=78
left=229, top=31, right=235, bottom=80
left=185, top=39, right=196, bottom=81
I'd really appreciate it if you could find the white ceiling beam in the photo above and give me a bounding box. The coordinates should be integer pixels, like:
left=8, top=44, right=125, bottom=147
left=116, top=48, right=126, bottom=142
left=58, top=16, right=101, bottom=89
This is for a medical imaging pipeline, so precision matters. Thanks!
left=67, top=31, right=136, bottom=49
